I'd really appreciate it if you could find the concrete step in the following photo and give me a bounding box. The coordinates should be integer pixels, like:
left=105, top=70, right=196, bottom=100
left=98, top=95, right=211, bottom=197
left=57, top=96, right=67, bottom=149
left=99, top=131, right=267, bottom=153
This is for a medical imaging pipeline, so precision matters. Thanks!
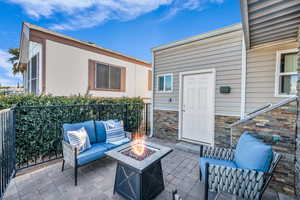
left=175, top=141, right=200, bottom=154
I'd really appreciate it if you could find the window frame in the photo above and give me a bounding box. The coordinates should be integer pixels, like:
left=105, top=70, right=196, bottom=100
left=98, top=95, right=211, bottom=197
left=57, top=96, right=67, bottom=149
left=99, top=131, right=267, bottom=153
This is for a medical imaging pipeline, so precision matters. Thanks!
left=27, top=53, right=39, bottom=94
left=94, top=61, right=125, bottom=91
left=275, top=49, right=298, bottom=97
left=157, top=74, right=173, bottom=93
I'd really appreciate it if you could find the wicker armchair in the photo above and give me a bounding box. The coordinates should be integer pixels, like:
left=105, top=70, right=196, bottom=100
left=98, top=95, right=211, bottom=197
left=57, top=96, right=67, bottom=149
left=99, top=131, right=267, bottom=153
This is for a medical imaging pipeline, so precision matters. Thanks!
left=200, top=145, right=282, bottom=200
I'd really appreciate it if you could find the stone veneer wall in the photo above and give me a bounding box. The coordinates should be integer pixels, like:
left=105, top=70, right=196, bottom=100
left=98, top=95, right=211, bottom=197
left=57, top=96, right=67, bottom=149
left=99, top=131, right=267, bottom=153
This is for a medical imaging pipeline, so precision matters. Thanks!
left=296, top=27, right=300, bottom=198
left=215, top=115, right=240, bottom=148
left=153, top=110, right=239, bottom=147
left=231, top=100, right=298, bottom=196
left=153, top=110, right=179, bottom=142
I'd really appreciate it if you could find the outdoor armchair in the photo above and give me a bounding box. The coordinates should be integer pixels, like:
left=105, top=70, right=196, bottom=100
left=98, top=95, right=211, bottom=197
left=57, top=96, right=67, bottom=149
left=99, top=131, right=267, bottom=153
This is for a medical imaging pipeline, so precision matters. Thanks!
left=199, top=133, right=282, bottom=200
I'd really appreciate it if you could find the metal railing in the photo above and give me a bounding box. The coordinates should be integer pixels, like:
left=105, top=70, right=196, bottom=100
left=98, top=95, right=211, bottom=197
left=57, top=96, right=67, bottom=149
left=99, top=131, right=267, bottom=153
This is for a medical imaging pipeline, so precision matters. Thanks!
left=0, top=109, right=16, bottom=199
left=14, top=103, right=150, bottom=169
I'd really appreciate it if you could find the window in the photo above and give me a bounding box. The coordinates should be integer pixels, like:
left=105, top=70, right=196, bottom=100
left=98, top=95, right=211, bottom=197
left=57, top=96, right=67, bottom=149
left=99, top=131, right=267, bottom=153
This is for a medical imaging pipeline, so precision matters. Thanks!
left=276, top=49, right=298, bottom=96
left=95, top=63, right=124, bottom=90
left=157, top=74, right=173, bottom=92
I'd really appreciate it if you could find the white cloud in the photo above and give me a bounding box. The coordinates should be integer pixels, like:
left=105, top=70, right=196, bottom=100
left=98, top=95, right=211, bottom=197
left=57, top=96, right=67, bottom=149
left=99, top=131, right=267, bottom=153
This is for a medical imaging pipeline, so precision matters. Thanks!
left=0, top=50, right=11, bottom=70
left=8, top=0, right=224, bottom=30
left=0, top=49, right=21, bottom=86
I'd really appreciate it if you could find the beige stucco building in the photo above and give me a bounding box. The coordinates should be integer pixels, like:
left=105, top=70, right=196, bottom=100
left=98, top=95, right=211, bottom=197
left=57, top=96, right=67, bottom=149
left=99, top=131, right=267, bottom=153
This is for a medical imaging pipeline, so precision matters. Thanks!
left=19, top=23, right=152, bottom=101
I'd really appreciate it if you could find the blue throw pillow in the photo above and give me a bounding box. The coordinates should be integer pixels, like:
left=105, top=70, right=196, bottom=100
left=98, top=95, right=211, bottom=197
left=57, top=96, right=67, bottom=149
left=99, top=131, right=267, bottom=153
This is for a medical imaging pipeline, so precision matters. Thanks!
left=235, top=132, right=273, bottom=172
left=104, top=120, right=126, bottom=144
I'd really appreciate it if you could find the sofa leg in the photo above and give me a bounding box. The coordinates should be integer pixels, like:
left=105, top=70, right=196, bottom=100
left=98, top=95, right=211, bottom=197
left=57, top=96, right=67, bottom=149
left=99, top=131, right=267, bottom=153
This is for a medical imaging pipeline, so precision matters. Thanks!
left=74, top=166, right=78, bottom=186
left=61, top=160, right=65, bottom=172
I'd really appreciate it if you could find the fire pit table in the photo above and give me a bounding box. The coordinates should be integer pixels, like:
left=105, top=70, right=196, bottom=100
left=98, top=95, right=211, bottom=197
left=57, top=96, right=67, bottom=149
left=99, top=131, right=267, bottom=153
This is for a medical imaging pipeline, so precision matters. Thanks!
left=105, top=140, right=173, bottom=200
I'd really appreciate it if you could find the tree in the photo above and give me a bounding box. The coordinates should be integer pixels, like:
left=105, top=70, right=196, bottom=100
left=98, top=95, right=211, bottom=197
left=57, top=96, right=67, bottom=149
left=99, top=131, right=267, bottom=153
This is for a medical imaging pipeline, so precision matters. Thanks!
left=8, top=48, right=26, bottom=74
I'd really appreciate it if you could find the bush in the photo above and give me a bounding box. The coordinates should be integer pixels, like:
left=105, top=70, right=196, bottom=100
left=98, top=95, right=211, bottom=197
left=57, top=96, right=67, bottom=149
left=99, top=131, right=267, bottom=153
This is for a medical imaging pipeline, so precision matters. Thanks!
left=0, top=94, right=144, bottom=168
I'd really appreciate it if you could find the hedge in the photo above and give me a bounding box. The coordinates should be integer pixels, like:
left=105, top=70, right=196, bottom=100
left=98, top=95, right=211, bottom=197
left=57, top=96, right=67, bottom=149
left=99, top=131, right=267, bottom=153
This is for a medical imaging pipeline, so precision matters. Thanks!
left=0, top=94, right=144, bottom=168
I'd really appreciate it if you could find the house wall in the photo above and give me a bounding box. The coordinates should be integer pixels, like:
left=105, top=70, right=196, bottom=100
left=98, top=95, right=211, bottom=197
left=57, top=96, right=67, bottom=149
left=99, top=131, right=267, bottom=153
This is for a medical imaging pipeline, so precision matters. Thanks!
left=245, top=42, right=298, bottom=114
left=153, top=29, right=243, bottom=116
left=231, top=99, right=298, bottom=196
left=45, top=40, right=151, bottom=99
left=153, top=27, right=243, bottom=144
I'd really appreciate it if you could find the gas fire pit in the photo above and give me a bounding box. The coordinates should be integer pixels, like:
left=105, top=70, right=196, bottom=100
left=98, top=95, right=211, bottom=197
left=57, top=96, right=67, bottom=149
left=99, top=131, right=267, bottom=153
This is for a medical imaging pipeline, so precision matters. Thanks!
left=105, top=140, right=172, bottom=200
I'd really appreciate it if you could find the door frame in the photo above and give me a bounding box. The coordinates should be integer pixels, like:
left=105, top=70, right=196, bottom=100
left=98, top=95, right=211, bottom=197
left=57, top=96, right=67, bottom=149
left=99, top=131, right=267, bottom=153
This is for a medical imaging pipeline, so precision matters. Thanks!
left=178, top=69, right=216, bottom=146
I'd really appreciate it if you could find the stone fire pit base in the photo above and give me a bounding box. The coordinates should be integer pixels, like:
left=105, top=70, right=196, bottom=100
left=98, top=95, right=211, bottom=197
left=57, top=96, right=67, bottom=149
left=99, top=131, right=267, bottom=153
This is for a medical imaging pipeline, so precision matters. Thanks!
left=114, top=160, right=164, bottom=200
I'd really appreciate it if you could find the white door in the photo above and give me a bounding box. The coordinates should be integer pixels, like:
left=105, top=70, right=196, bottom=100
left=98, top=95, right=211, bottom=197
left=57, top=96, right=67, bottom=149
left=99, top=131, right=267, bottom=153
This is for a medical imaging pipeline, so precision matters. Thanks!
left=181, top=71, right=214, bottom=144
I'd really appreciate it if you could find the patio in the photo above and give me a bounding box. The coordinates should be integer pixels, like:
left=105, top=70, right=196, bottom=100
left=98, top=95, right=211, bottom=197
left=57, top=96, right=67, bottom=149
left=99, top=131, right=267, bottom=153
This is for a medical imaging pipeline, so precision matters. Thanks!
left=3, top=138, right=282, bottom=200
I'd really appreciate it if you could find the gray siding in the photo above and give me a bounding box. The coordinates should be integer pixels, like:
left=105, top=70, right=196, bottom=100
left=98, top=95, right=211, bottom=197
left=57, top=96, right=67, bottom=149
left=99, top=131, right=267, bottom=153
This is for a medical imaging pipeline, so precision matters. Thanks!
left=245, top=42, right=298, bottom=113
left=153, top=29, right=243, bottom=116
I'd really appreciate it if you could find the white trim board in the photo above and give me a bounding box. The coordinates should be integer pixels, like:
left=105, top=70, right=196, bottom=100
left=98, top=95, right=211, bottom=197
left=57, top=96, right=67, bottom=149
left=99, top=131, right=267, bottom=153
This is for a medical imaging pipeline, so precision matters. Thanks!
left=178, top=69, right=216, bottom=146
left=240, top=35, right=247, bottom=119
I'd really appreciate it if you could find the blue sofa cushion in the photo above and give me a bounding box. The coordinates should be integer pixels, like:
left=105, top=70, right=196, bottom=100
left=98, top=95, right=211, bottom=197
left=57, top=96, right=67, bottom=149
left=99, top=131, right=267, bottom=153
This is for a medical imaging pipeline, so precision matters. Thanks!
left=199, top=158, right=237, bottom=181
left=63, top=121, right=97, bottom=144
left=94, top=121, right=106, bottom=143
left=235, top=132, right=273, bottom=172
left=77, top=143, right=108, bottom=165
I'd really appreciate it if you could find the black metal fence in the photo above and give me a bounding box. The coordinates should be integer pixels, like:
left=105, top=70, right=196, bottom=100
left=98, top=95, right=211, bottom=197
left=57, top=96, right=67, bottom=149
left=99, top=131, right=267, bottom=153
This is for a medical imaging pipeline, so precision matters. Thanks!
left=0, top=109, right=16, bottom=199
left=14, top=103, right=150, bottom=169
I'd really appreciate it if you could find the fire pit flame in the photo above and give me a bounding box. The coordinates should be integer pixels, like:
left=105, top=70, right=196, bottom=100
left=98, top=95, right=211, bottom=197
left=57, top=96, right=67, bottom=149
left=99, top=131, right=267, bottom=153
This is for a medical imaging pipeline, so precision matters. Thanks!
left=132, top=139, right=145, bottom=156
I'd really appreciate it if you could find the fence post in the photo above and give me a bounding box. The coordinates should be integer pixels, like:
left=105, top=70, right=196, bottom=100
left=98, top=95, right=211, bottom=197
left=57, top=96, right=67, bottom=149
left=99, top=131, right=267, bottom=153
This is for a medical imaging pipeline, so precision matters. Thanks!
left=145, top=104, right=148, bottom=136
left=125, top=104, right=129, bottom=131
left=12, top=108, right=16, bottom=178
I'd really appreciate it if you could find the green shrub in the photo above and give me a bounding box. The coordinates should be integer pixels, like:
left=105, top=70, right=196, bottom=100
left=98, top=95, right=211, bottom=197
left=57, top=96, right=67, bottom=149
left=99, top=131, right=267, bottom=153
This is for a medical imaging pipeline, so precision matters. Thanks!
left=0, top=94, right=144, bottom=168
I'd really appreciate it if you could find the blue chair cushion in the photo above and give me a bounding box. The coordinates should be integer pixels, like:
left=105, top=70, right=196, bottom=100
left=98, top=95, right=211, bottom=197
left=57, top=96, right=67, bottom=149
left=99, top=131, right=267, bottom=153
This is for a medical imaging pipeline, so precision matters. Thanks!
left=77, top=143, right=108, bottom=165
left=94, top=121, right=106, bottom=143
left=199, top=158, right=237, bottom=181
left=63, top=121, right=97, bottom=144
left=235, top=132, right=273, bottom=172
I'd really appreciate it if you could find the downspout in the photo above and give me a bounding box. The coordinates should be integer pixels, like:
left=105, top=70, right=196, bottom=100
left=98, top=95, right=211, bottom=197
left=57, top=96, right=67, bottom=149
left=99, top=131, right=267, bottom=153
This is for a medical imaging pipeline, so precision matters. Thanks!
left=149, top=51, right=154, bottom=137
left=240, top=34, right=247, bottom=119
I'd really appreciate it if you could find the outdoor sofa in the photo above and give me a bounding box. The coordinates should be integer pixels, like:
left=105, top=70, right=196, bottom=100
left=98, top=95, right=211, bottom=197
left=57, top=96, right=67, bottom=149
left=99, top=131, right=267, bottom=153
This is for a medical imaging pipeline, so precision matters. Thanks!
left=199, top=132, right=282, bottom=200
left=61, top=120, right=131, bottom=185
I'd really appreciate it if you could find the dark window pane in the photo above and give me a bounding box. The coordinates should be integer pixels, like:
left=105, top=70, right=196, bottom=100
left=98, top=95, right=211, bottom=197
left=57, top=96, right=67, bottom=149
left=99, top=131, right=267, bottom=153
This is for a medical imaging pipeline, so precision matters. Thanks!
left=158, top=76, right=164, bottom=91
left=280, top=75, right=298, bottom=95
left=110, top=66, right=121, bottom=90
left=31, top=79, right=37, bottom=94
left=31, top=55, right=38, bottom=79
left=280, top=53, right=297, bottom=73
left=96, top=63, right=109, bottom=89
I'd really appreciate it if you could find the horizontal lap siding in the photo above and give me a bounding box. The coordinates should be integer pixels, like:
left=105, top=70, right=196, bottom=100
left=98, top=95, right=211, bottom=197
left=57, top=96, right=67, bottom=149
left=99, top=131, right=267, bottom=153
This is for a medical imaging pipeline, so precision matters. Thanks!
left=245, top=42, right=298, bottom=113
left=153, top=29, right=243, bottom=116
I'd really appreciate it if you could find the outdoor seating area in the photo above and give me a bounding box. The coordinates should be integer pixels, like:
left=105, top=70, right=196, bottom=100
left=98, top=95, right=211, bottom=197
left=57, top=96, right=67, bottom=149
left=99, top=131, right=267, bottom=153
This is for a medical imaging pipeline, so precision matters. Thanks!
left=3, top=137, right=281, bottom=200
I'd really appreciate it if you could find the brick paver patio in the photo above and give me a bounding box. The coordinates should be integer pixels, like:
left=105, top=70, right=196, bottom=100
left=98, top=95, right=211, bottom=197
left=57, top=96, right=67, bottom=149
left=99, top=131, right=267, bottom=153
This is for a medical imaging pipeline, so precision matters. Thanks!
left=3, top=138, right=284, bottom=200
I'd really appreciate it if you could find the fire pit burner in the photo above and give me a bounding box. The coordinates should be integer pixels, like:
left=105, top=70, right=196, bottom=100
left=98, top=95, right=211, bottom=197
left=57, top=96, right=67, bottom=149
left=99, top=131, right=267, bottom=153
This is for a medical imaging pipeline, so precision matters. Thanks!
left=121, top=144, right=156, bottom=161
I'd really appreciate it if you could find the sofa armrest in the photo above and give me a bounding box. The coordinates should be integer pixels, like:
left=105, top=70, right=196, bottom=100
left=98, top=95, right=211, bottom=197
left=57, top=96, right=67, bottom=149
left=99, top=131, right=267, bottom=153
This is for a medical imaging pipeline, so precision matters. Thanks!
left=205, top=163, right=266, bottom=200
left=62, top=140, right=77, bottom=167
left=200, top=145, right=235, bottom=161
left=125, top=131, right=132, bottom=140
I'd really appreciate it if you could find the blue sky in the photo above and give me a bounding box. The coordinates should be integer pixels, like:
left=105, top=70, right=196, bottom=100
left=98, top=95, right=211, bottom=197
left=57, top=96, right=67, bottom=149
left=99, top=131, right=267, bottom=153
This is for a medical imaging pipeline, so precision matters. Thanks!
left=0, top=0, right=241, bottom=86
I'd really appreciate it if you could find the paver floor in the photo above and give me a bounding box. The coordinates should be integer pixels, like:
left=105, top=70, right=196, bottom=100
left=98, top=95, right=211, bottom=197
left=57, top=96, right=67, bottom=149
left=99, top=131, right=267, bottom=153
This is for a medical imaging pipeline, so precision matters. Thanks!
left=3, top=138, right=282, bottom=200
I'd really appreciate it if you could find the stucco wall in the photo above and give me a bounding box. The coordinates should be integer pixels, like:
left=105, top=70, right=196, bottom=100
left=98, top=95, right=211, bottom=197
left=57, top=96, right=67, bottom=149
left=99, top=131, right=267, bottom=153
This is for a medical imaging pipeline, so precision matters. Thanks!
left=45, top=40, right=151, bottom=98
